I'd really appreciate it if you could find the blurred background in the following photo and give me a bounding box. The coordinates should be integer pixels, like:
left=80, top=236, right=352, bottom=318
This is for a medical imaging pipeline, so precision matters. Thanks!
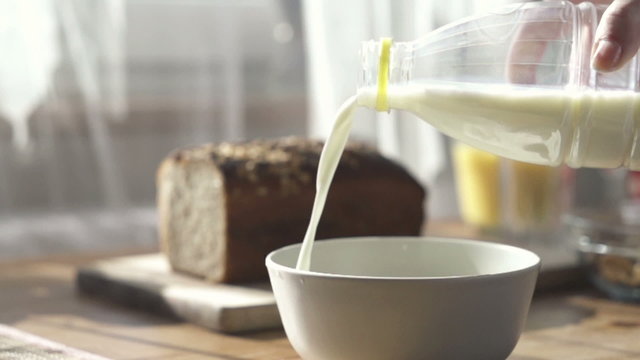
left=0, top=0, right=309, bottom=258
left=0, top=0, right=630, bottom=261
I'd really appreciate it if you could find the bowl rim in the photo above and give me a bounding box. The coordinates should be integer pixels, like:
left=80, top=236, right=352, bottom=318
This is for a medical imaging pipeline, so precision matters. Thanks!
left=265, top=236, right=541, bottom=281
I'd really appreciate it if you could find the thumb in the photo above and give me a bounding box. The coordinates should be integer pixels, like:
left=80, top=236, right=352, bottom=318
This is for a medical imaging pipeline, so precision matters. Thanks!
left=591, top=0, right=640, bottom=72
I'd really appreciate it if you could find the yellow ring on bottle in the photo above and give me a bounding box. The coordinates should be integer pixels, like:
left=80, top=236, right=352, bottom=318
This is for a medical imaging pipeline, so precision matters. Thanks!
left=375, top=37, right=393, bottom=112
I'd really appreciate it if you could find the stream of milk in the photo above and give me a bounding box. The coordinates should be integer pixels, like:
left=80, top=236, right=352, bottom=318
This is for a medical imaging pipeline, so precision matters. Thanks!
left=296, top=96, right=357, bottom=270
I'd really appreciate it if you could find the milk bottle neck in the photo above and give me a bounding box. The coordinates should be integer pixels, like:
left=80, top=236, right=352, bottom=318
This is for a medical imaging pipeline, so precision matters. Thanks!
left=359, top=39, right=413, bottom=96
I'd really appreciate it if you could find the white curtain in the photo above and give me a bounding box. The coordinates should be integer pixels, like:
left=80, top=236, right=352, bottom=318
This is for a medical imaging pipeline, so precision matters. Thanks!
left=0, top=0, right=306, bottom=259
left=303, top=0, right=512, bottom=218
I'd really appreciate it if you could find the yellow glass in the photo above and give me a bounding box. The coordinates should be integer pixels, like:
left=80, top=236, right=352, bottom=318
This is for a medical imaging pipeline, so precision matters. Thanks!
left=453, top=143, right=502, bottom=228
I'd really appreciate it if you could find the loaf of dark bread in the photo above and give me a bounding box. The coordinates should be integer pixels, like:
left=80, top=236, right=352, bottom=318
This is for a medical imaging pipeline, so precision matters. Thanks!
left=157, top=137, right=426, bottom=283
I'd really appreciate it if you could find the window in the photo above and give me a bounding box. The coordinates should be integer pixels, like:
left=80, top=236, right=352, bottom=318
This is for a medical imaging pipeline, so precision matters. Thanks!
left=0, top=0, right=306, bottom=258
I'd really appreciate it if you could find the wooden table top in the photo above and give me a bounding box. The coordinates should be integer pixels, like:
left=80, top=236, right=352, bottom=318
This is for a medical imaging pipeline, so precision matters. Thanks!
left=1, top=252, right=640, bottom=360
left=1, top=233, right=640, bottom=360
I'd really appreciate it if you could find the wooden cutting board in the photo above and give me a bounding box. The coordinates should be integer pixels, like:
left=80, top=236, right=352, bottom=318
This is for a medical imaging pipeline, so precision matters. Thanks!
left=76, top=254, right=280, bottom=333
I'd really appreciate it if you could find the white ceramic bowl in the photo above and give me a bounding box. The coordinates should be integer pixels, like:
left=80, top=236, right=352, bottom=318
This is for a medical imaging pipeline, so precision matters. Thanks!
left=266, top=237, right=540, bottom=360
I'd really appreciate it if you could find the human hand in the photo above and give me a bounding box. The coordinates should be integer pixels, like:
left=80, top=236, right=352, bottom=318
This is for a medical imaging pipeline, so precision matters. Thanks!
left=507, top=0, right=640, bottom=84
left=591, top=0, right=640, bottom=72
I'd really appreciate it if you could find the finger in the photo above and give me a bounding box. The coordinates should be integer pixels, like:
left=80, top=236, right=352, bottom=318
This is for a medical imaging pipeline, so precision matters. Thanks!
left=591, top=0, right=640, bottom=72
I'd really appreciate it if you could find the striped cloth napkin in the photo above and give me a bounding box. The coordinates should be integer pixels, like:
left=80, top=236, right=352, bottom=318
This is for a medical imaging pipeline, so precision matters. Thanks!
left=0, top=324, right=110, bottom=360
